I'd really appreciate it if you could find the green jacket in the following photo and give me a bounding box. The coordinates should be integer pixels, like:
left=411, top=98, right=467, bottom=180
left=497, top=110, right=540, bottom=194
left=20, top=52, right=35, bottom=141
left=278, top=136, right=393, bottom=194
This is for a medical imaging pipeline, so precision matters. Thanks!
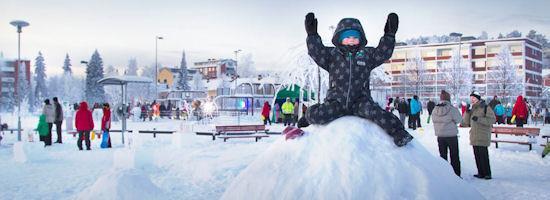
left=282, top=102, right=294, bottom=115
left=36, top=114, right=49, bottom=136
left=461, top=101, right=496, bottom=147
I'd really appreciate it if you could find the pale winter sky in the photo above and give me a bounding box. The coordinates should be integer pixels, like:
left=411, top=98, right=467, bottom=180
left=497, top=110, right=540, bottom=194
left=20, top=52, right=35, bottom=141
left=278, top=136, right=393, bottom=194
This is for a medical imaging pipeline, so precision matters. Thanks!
left=1, top=0, right=549, bottom=77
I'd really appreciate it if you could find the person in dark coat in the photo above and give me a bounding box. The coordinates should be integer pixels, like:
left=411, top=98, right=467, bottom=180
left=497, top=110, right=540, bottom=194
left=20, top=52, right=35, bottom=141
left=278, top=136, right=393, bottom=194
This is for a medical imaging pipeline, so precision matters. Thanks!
left=427, top=98, right=436, bottom=124
left=301, top=12, right=412, bottom=147
left=488, top=95, right=500, bottom=111
left=75, top=101, right=94, bottom=150
left=397, top=98, right=408, bottom=126
left=52, top=97, right=64, bottom=143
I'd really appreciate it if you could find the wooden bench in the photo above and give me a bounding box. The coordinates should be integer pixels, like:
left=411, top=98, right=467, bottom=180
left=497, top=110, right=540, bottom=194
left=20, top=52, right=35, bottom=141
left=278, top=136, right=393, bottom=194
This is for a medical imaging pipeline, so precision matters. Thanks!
left=541, top=135, right=550, bottom=147
left=217, top=134, right=269, bottom=142
left=196, top=125, right=269, bottom=141
left=139, top=129, right=175, bottom=138
left=4, top=129, right=23, bottom=134
left=491, top=127, right=540, bottom=150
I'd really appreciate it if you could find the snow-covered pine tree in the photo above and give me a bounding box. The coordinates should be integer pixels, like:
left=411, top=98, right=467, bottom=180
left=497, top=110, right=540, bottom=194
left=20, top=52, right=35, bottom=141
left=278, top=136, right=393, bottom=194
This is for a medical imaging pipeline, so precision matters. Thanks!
left=85, top=50, right=106, bottom=105
left=63, top=53, right=72, bottom=75
left=506, top=30, right=522, bottom=38
left=177, top=50, right=190, bottom=90
left=487, top=45, right=523, bottom=103
left=478, top=31, right=489, bottom=40
left=442, top=49, right=473, bottom=104
left=34, top=51, right=48, bottom=106
left=127, top=58, right=138, bottom=76
left=105, top=65, right=117, bottom=76
left=237, top=53, right=256, bottom=78
left=16, top=61, right=31, bottom=110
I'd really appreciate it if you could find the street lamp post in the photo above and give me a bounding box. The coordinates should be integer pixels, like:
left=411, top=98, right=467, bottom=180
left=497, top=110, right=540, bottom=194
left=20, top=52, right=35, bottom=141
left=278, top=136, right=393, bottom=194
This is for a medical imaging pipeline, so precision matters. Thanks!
left=10, top=20, right=29, bottom=142
left=155, top=36, right=163, bottom=99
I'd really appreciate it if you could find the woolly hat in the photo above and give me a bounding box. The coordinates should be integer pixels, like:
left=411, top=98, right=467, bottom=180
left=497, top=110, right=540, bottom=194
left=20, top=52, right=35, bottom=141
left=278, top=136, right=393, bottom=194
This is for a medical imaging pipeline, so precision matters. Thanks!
left=339, top=29, right=361, bottom=43
left=470, top=91, right=481, bottom=101
left=440, top=90, right=451, bottom=101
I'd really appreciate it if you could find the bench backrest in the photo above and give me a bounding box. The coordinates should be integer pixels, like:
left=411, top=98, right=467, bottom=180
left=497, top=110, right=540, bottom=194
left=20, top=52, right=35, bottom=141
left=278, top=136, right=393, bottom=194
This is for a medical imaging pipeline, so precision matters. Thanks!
left=492, top=127, right=540, bottom=135
left=216, top=125, right=266, bottom=132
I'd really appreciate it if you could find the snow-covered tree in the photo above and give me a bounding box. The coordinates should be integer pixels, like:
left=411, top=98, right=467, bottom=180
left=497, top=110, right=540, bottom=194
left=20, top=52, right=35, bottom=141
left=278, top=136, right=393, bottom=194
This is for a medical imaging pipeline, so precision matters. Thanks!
left=105, top=65, right=117, bottom=76
left=16, top=62, right=31, bottom=109
left=34, top=51, right=48, bottom=106
left=478, top=31, right=489, bottom=40
left=497, top=33, right=505, bottom=39
left=506, top=30, right=522, bottom=38
left=526, top=30, right=550, bottom=48
left=63, top=53, right=72, bottom=75
left=370, top=66, right=391, bottom=92
left=487, top=45, right=523, bottom=103
left=442, top=49, right=473, bottom=103
left=48, top=76, right=63, bottom=100
left=177, top=50, right=190, bottom=90
left=403, top=50, right=429, bottom=96
left=62, top=75, right=84, bottom=105
left=192, top=72, right=206, bottom=91
left=237, top=53, right=256, bottom=78
left=127, top=58, right=138, bottom=75
left=138, top=64, right=157, bottom=101
left=85, top=50, right=106, bottom=105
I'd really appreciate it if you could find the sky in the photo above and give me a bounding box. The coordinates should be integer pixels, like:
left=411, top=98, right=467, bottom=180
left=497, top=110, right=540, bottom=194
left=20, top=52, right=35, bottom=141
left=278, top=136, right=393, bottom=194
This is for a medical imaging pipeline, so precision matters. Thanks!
left=1, top=0, right=549, bottom=77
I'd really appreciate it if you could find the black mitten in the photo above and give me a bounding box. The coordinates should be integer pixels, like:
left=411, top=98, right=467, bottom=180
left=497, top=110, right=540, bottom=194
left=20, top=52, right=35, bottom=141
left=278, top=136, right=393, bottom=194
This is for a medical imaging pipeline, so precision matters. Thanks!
left=384, top=13, right=399, bottom=35
left=305, top=12, right=318, bottom=35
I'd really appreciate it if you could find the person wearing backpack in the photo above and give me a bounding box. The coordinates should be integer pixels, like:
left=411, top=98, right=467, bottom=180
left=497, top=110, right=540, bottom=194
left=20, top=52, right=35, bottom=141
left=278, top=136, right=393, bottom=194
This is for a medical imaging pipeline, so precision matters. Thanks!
left=461, top=91, right=496, bottom=180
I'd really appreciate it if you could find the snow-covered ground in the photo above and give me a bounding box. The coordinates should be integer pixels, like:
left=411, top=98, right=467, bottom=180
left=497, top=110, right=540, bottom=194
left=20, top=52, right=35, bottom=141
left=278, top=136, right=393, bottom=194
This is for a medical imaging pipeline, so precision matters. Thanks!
left=0, top=112, right=549, bottom=200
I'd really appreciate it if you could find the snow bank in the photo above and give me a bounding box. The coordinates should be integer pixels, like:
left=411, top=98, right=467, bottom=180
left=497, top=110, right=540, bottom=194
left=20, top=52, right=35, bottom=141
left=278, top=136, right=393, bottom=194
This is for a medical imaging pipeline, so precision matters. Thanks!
left=222, top=116, right=484, bottom=200
left=77, top=169, right=167, bottom=200
left=13, top=142, right=27, bottom=163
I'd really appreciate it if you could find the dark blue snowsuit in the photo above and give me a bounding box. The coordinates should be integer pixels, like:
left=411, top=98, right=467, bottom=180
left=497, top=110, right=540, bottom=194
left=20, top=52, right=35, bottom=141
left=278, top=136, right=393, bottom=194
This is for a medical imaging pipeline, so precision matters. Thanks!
left=305, top=17, right=413, bottom=146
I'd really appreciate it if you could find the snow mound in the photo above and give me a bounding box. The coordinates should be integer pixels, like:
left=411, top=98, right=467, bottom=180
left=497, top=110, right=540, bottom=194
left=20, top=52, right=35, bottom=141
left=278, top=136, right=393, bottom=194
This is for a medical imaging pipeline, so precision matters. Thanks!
left=77, top=169, right=167, bottom=200
left=222, top=116, right=483, bottom=200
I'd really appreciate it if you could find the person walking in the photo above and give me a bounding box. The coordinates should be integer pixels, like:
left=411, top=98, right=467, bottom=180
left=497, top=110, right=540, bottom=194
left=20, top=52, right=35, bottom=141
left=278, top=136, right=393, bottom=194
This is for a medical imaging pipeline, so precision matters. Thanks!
left=52, top=97, right=64, bottom=143
left=261, top=101, right=272, bottom=125
left=282, top=98, right=295, bottom=126
left=461, top=91, right=495, bottom=180
left=432, top=90, right=462, bottom=177
left=42, top=99, right=55, bottom=146
left=293, top=101, right=300, bottom=126
left=512, top=95, right=528, bottom=127
left=427, top=98, right=435, bottom=124
left=545, top=108, right=550, bottom=124
left=75, top=102, right=94, bottom=150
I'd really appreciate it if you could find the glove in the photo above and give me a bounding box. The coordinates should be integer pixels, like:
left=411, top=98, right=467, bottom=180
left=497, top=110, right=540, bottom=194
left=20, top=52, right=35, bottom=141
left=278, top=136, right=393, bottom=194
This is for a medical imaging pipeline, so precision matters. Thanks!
left=384, top=13, right=399, bottom=35
left=305, top=12, right=318, bottom=35
left=472, top=116, right=478, bottom=122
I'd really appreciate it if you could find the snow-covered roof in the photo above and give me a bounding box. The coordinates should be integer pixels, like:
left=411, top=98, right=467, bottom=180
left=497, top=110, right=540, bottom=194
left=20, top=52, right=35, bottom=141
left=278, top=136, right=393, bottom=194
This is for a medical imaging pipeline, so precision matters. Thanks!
left=98, top=75, right=153, bottom=85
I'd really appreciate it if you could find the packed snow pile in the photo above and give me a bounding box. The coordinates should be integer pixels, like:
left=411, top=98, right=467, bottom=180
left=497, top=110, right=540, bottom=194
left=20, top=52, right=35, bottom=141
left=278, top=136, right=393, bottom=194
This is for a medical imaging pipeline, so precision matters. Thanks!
left=222, top=116, right=484, bottom=200
left=77, top=169, right=167, bottom=200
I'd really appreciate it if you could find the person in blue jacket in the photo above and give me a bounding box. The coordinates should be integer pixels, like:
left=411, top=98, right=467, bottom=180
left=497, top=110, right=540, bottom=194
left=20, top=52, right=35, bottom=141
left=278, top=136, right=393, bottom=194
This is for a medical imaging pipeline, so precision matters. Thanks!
left=494, top=102, right=505, bottom=124
left=410, top=95, right=422, bottom=130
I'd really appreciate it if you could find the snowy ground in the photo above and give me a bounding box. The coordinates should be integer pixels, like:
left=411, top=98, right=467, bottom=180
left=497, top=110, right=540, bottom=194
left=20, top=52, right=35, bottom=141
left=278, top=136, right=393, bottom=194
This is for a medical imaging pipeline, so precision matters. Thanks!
left=0, top=112, right=549, bottom=200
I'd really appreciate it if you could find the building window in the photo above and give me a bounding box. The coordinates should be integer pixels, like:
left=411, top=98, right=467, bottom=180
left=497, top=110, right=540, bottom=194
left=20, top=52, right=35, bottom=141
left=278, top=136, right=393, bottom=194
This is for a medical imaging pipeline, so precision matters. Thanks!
left=487, top=45, right=500, bottom=54
left=510, top=44, right=522, bottom=53
left=392, top=51, right=406, bottom=59
left=474, top=60, right=486, bottom=68
left=437, top=49, right=452, bottom=57
left=421, top=49, right=436, bottom=57
left=474, top=48, right=486, bottom=55
left=475, top=74, right=485, bottom=80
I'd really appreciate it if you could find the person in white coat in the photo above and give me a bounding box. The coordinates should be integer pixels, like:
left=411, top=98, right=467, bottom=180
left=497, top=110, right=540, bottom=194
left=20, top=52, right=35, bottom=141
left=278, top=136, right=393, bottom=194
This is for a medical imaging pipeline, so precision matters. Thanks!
left=42, top=99, right=56, bottom=146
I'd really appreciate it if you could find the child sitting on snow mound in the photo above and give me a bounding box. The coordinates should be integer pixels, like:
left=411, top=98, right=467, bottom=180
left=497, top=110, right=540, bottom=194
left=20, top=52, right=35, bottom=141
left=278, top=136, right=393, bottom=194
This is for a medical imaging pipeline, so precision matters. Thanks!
left=300, top=12, right=413, bottom=147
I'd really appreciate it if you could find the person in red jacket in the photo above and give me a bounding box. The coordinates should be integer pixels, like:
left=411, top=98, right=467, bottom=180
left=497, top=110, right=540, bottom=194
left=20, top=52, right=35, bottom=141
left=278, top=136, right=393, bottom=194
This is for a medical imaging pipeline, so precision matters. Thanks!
left=75, top=101, right=94, bottom=150
left=101, top=103, right=112, bottom=148
left=512, top=95, right=528, bottom=127
left=261, top=101, right=271, bottom=125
